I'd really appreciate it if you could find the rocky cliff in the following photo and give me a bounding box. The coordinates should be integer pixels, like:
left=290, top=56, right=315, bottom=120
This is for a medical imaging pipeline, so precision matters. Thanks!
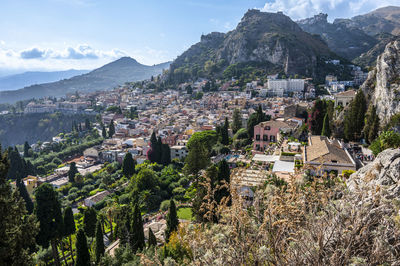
left=168, top=9, right=342, bottom=84
left=297, top=13, right=377, bottom=60
left=362, top=40, right=400, bottom=123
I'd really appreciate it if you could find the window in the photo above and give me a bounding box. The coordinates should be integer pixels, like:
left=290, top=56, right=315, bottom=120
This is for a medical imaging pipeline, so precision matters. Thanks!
left=331, top=160, right=338, bottom=163
left=270, top=135, right=275, bottom=142
left=256, top=135, right=260, bottom=140
left=264, top=126, right=271, bottom=130
left=263, top=135, right=268, bottom=141
left=256, top=144, right=260, bottom=150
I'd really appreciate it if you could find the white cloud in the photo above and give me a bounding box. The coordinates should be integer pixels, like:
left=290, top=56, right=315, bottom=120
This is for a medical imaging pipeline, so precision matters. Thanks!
left=262, top=0, right=400, bottom=20
left=0, top=44, right=128, bottom=71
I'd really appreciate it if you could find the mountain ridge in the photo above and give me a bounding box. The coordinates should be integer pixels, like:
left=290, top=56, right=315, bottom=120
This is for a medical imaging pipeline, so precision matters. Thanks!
left=0, top=57, right=171, bottom=103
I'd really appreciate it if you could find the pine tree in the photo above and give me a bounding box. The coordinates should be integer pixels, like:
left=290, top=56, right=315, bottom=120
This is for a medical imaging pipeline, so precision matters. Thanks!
left=148, top=227, right=157, bottom=247
left=75, top=228, right=90, bottom=266
left=68, top=162, right=78, bottom=183
left=183, top=142, right=210, bottom=177
left=321, top=113, right=331, bottom=137
left=165, top=199, right=179, bottom=241
left=23, top=141, right=30, bottom=157
left=102, top=125, right=107, bottom=139
left=95, top=220, right=105, bottom=263
left=131, top=203, right=145, bottom=252
left=63, top=206, right=76, bottom=265
left=122, top=152, right=136, bottom=177
left=232, top=108, right=242, bottom=134
left=108, top=120, right=115, bottom=138
left=0, top=146, right=38, bottom=265
left=83, top=207, right=97, bottom=238
left=34, top=183, right=64, bottom=266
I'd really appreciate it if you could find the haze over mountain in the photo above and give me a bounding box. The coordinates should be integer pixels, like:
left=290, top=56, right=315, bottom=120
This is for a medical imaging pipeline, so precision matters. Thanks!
left=0, top=69, right=90, bottom=92
left=0, top=57, right=170, bottom=103
left=168, top=9, right=345, bottom=84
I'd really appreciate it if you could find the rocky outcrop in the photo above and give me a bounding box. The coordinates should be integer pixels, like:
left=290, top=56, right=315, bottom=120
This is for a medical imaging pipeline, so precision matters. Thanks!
left=347, top=148, right=400, bottom=199
left=362, top=40, right=400, bottom=123
left=168, top=9, right=339, bottom=83
left=297, top=13, right=377, bottom=60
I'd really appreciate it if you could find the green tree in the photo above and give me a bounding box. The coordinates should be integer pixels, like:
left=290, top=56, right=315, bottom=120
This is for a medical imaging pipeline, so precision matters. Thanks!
left=108, top=120, right=115, bottom=138
left=122, top=152, right=136, bottom=177
left=16, top=178, right=34, bottom=214
left=102, top=125, right=107, bottom=139
left=187, top=130, right=218, bottom=152
left=232, top=108, right=242, bottom=134
left=344, top=90, right=367, bottom=141
left=24, top=141, right=30, bottom=157
left=85, top=118, right=91, bottom=130
left=215, top=160, right=231, bottom=206
left=183, top=141, right=210, bottom=177
left=247, top=105, right=269, bottom=139
left=83, top=207, right=97, bottom=238
left=131, top=203, right=145, bottom=252
left=0, top=146, right=38, bottom=265
left=220, top=117, right=229, bottom=145
left=369, top=131, right=400, bottom=156
left=63, top=206, right=76, bottom=265
left=34, top=183, right=64, bottom=266
left=165, top=199, right=179, bottom=242
left=95, top=220, right=105, bottom=263
left=68, top=162, right=78, bottom=183
left=75, top=228, right=90, bottom=266
left=321, top=113, right=331, bottom=137
left=148, top=227, right=157, bottom=247
left=363, top=104, right=380, bottom=144
left=161, top=143, right=171, bottom=166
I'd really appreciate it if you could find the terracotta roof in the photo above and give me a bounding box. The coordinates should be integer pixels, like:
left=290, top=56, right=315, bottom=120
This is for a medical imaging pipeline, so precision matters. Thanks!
left=306, top=136, right=354, bottom=165
left=336, top=90, right=356, bottom=97
left=257, top=120, right=297, bottom=129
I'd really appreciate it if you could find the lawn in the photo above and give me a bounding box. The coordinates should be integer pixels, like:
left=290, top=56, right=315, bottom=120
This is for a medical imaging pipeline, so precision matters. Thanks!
left=177, top=207, right=193, bottom=220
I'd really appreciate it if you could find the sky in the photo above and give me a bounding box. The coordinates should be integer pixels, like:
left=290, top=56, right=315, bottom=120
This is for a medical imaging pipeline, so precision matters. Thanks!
left=0, top=0, right=399, bottom=75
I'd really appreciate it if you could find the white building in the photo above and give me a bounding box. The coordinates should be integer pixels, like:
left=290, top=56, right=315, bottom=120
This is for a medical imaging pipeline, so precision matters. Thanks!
left=170, top=145, right=188, bottom=160
left=267, top=79, right=305, bottom=96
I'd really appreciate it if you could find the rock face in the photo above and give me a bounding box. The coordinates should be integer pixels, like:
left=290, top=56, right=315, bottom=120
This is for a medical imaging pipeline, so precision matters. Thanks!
left=347, top=148, right=400, bottom=199
left=168, top=9, right=338, bottom=83
left=362, top=40, right=400, bottom=123
left=297, top=13, right=378, bottom=60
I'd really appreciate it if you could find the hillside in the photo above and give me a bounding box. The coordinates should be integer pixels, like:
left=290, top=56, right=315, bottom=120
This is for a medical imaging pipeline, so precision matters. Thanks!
left=297, top=13, right=378, bottom=60
left=0, top=69, right=89, bottom=92
left=353, top=33, right=398, bottom=68
left=0, top=57, right=170, bottom=103
left=168, top=9, right=345, bottom=84
left=349, top=6, right=400, bottom=36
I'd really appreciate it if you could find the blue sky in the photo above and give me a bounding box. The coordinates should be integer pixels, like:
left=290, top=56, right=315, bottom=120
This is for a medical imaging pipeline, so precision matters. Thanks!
left=0, top=0, right=398, bottom=74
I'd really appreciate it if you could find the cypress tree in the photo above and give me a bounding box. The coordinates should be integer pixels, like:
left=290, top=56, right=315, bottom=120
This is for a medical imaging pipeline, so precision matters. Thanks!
left=0, top=146, right=38, bottom=265
left=85, top=118, right=91, bottom=130
left=68, top=162, right=78, bottom=183
left=16, top=179, right=34, bottom=214
left=75, top=229, right=90, bottom=266
left=165, top=199, right=179, bottom=241
left=148, top=132, right=158, bottom=163
left=156, top=137, right=163, bottom=164
left=321, top=113, right=331, bottom=137
left=34, top=183, right=64, bottom=266
left=344, top=90, right=367, bottom=141
left=122, top=152, right=136, bottom=177
left=95, top=221, right=105, bottom=263
left=232, top=108, right=242, bottom=134
left=148, top=227, right=157, bottom=247
left=23, top=141, right=30, bottom=157
left=108, top=120, right=115, bottom=138
left=221, top=117, right=229, bottom=145
left=83, top=207, right=97, bottom=238
left=215, top=160, right=231, bottom=206
left=131, top=203, right=145, bottom=252
left=63, top=206, right=76, bottom=265
left=161, top=143, right=171, bottom=166
left=364, top=104, right=380, bottom=144
left=102, top=125, right=107, bottom=139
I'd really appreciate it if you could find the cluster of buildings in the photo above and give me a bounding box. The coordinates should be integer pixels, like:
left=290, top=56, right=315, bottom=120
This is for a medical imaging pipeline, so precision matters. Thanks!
left=24, top=100, right=92, bottom=114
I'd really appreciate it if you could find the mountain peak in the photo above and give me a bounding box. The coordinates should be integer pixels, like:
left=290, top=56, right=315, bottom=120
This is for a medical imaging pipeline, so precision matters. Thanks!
left=297, top=13, right=328, bottom=25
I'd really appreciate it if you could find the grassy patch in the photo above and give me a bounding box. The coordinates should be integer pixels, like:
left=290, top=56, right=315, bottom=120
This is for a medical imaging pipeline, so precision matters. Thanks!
left=177, top=207, right=193, bottom=220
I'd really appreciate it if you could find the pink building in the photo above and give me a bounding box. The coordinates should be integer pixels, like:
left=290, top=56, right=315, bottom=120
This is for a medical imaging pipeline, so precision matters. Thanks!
left=253, top=120, right=297, bottom=152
